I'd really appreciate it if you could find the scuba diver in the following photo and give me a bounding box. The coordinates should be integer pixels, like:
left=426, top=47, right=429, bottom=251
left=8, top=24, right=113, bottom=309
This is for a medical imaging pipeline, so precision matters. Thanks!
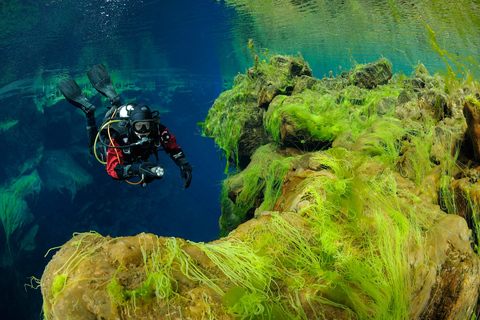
left=57, top=64, right=193, bottom=188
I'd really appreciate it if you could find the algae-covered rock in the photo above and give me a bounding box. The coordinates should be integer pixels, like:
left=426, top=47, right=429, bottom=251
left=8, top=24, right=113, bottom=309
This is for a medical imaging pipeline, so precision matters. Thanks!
left=219, top=144, right=292, bottom=236
left=201, top=54, right=312, bottom=169
left=464, top=96, right=480, bottom=161
left=38, top=149, right=93, bottom=201
left=204, top=54, right=401, bottom=171
left=264, top=91, right=347, bottom=150
left=350, top=57, right=393, bottom=89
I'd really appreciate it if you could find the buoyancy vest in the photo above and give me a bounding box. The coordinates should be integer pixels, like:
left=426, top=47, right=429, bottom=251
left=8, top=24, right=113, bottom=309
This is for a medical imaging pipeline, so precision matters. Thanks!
left=98, top=105, right=162, bottom=164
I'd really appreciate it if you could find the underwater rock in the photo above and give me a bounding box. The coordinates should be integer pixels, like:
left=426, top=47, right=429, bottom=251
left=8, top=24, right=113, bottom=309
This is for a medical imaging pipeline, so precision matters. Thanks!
left=219, top=144, right=292, bottom=236
left=201, top=54, right=312, bottom=169
left=350, top=58, right=393, bottom=89
left=264, top=92, right=339, bottom=151
left=409, top=214, right=479, bottom=319
left=236, top=106, right=270, bottom=169
left=418, top=89, right=449, bottom=120
left=464, top=96, right=480, bottom=161
left=205, top=54, right=480, bottom=317
left=249, top=55, right=313, bottom=108
left=38, top=149, right=93, bottom=201
left=204, top=55, right=397, bottom=171
left=450, top=176, right=480, bottom=232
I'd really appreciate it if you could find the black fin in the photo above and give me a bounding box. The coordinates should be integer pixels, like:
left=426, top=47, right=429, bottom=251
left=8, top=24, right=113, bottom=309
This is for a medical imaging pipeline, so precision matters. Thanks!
left=87, top=64, right=121, bottom=107
left=58, top=77, right=95, bottom=115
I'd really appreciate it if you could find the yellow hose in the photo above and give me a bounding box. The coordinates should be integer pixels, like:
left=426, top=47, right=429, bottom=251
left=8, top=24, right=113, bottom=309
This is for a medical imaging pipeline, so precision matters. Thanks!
left=93, top=110, right=143, bottom=186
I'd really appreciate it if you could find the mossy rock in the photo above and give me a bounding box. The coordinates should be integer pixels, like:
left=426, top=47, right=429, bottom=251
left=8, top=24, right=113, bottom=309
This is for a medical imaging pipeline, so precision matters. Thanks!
left=202, top=54, right=313, bottom=170
left=247, top=54, right=313, bottom=108
left=219, top=144, right=290, bottom=236
left=264, top=90, right=349, bottom=150
left=351, top=58, right=393, bottom=89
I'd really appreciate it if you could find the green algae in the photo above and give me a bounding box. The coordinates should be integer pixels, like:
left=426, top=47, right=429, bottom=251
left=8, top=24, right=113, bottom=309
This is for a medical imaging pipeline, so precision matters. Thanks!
left=0, top=118, right=18, bottom=132
left=200, top=53, right=311, bottom=171
left=193, top=146, right=437, bottom=318
left=200, top=77, right=255, bottom=170
left=199, top=146, right=433, bottom=318
left=219, top=144, right=291, bottom=236
left=0, top=170, right=41, bottom=262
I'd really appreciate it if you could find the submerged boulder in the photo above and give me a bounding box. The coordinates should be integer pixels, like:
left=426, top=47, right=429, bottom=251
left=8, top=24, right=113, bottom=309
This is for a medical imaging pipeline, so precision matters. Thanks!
left=42, top=54, right=480, bottom=319
left=350, top=58, right=393, bottom=89
left=38, top=149, right=93, bottom=201
left=200, top=54, right=312, bottom=170
left=464, top=95, right=480, bottom=161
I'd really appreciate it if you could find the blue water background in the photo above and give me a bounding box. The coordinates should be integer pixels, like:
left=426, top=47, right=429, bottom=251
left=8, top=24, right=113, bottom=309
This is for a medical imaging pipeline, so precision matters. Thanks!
left=1, top=1, right=480, bottom=319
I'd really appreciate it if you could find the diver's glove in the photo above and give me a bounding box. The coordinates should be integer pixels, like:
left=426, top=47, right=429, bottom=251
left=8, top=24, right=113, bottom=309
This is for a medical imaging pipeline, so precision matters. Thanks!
left=139, top=162, right=164, bottom=188
left=180, top=164, right=193, bottom=189
left=172, top=150, right=193, bottom=188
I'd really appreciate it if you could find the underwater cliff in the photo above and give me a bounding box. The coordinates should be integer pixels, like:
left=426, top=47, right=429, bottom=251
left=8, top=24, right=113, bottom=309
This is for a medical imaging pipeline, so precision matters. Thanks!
left=40, top=52, right=480, bottom=319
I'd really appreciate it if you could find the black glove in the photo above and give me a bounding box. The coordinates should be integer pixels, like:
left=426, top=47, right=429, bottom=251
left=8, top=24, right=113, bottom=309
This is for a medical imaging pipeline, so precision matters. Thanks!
left=180, top=164, right=193, bottom=189
left=139, top=162, right=164, bottom=187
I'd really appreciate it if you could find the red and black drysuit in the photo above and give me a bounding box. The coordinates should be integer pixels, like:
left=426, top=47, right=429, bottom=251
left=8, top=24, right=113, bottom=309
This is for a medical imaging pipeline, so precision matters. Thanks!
left=106, top=123, right=188, bottom=180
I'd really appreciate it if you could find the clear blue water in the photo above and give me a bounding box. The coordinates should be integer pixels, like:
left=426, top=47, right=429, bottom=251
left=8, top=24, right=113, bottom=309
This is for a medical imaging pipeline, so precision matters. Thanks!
left=1, top=0, right=480, bottom=319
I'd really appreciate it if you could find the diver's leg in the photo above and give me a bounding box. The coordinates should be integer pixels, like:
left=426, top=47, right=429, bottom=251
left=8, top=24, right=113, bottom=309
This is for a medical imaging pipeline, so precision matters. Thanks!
left=58, top=77, right=99, bottom=155
left=86, top=114, right=98, bottom=156
left=58, top=77, right=95, bottom=114
left=87, top=64, right=121, bottom=107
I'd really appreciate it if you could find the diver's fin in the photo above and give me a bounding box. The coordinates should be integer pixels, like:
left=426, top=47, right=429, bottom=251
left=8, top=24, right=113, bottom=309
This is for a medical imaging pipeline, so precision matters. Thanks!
left=87, top=64, right=121, bottom=107
left=58, top=77, right=95, bottom=115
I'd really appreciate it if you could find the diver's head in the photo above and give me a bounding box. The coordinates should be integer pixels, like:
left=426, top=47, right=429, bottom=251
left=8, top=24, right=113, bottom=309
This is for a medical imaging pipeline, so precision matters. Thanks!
left=129, top=104, right=154, bottom=138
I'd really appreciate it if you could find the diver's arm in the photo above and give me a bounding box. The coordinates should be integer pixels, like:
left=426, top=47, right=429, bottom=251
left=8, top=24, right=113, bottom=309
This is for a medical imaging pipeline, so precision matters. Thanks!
left=157, top=125, right=193, bottom=188
left=157, top=125, right=189, bottom=166
left=106, top=139, right=139, bottom=179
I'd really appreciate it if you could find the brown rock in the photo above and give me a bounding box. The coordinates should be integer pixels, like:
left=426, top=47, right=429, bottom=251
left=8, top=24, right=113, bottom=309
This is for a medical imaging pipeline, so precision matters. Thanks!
left=350, top=58, right=393, bottom=89
left=417, top=215, right=480, bottom=319
left=418, top=90, right=448, bottom=120
left=464, top=97, right=480, bottom=161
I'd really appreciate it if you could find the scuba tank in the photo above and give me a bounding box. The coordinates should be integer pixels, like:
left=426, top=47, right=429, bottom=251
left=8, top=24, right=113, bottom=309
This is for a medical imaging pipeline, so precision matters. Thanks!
left=93, top=104, right=161, bottom=165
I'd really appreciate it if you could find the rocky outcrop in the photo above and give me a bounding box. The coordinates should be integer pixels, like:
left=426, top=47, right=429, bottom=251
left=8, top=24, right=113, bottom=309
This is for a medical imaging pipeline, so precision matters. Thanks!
left=200, top=55, right=312, bottom=170
left=464, top=95, right=480, bottom=161
left=350, top=58, right=393, bottom=89
left=42, top=55, right=480, bottom=319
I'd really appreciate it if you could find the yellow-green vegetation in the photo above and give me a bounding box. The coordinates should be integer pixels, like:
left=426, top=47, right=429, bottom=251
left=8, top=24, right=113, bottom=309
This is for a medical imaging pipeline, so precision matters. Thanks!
left=220, top=144, right=291, bottom=236
left=199, top=76, right=255, bottom=169
left=264, top=84, right=403, bottom=149
left=200, top=37, right=478, bottom=318
left=425, top=23, right=479, bottom=95
left=199, top=148, right=456, bottom=319
left=200, top=52, right=311, bottom=171
left=0, top=170, right=41, bottom=263
left=0, top=118, right=18, bottom=132
left=105, top=236, right=180, bottom=315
